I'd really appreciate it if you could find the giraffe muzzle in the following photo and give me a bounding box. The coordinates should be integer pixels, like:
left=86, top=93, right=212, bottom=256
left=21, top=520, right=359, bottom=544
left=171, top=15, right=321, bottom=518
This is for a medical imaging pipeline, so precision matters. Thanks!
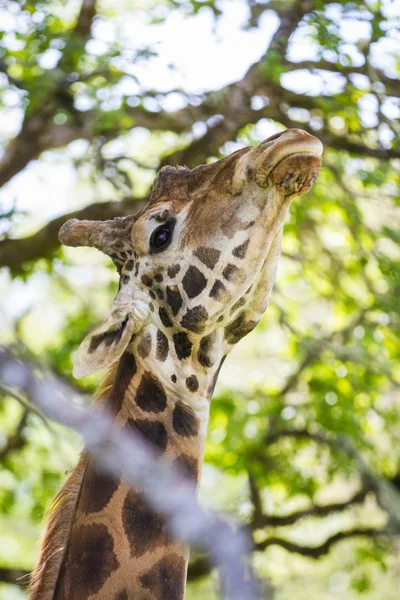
left=255, top=128, right=323, bottom=190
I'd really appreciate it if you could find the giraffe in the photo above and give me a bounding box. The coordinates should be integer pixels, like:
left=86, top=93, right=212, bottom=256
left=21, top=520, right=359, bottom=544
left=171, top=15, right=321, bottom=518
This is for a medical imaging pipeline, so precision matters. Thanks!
left=30, top=128, right=322, bottom=600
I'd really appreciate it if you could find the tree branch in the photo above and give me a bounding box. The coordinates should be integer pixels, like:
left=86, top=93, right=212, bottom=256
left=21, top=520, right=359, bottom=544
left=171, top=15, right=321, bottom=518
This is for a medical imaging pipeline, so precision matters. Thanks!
left=73, top=0, right=98, bottom=37
left=187, top=555, right=212, bottom=582
left=0, top=409, right=29, bottom=462
left=0, top=196, right=146, bottom=274
left=248, top=470, right=264, bottom=527
left=255, top=489, right=369, bottom=528
left=256, top=527, right=384, bottom=557
left=0, top=567, right=29, bottom=588
left=284, top=60, right=400, bottom=98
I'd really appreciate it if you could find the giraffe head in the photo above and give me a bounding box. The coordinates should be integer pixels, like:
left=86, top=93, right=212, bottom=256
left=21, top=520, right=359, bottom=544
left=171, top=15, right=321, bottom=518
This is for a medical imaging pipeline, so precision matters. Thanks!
left=60, top=129, right=322, bottom=381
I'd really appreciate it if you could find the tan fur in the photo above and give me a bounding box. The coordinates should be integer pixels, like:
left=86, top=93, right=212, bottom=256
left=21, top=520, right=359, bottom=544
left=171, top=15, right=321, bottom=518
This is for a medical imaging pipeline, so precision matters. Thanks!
left=29, top=364, right=119, bottom=600
left=29, top=452, right=88, bottom=600
left=96, top=361, right=120, bottom=399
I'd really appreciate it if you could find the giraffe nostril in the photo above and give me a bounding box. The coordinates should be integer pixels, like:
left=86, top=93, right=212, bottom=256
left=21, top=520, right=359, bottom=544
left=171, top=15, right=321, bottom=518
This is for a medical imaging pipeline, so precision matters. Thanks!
left=263, top=131, right=286, bottom=144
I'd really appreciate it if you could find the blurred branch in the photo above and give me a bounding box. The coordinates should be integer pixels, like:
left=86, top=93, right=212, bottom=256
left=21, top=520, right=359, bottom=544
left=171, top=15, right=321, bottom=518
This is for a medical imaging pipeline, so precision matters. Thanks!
left=0, top=346, right=260, bottom=600
left=284, top=60, right=400, bottom=97
left=0, top=409, right=29, bottom=462
left=187, top=555, right=213, bottom=582
left=73, top=0, right=98, bottom=37
left=256, top=526, right=385, bottom=557
left=0, top=382, right=51, bottom=426
left=248, top=470, right=264, bottom=527
left=0, top=567, right=29, bottom=588
left=254, top=488, right=369, bottom=528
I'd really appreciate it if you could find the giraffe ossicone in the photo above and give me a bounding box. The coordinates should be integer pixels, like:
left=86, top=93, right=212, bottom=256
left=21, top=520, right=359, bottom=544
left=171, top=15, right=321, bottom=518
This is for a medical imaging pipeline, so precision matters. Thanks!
left=31, top=128, right=322, bottom=600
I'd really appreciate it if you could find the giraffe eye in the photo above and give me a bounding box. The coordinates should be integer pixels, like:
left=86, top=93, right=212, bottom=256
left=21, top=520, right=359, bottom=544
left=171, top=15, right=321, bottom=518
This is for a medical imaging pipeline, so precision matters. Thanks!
left=150, top=221, right=175, bottom=253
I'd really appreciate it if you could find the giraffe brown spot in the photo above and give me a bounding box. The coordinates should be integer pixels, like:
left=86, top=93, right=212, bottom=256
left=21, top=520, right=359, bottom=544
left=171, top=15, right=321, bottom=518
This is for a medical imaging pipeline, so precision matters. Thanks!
left=171, top=374, right=177, bottom=383
left=224, top=311, right=258, bottom=345
left=185, top=375, right=199, bottom=392
left=243, top=219, right=255, bottom=230
left=194, top=246, right=221, bottom=269
left=134, top=263, right=140, bottom=276
left=181, top=305, right=208, bottom=333
left=230, top=296, right=246, bottom=314
left=154, top=273, right=163, bottom=283
left=122, top=274, right=130, bottom=284
left=159, top=306, right=173, bottom=327
left=173, top=454, right=199, bottom=483
left=137, top=331, right=152, bottom=359
left=140, top=554, right=186, bottom=600
left=67, top=523, right=119, bottom=597
left=222, top=263, right=239, bottom=282
left=232, top=239, right=249, bottom=259
left=197, top=331, right=218, bottom=368
left=150, top=302, right=154, bottom=312
left=88, top=315, right=129, bottom=353
left=114, top=591, right=128, bottom=600
left=79, top=459, right=120, bottom=515
left=125, top=418, right=168, bottom=455
left=135, top=372, right=167, bottom=413
left=168, top=264, right=181, bottom=278
left=173, top=332, right=192, bottom=359
left=156, top=288, right=164, bottom=300
left=106, top=352, right=137, bottom=416
left=141, top=274, right=152, bottom=286
left=209, top=279, right=227, bottom=302
left=221, top=214, right=246, bottom=238
left=182, top=265, right=207, bottom=298
left=173, top=400, right=199, bottom=437
left=166, top=285, right=183, bottom=315
left=125, top=259, right=134, bottom=271
left=156, top=329, right=169, bottom=361
left=150, top=289, right=156, bottom=300
left=122, top=490, right=169, bottom=559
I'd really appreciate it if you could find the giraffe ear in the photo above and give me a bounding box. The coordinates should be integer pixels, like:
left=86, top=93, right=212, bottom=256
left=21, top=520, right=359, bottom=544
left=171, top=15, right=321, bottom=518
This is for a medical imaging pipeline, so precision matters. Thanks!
left=73, top=311, right=135, bottom=379
left=73, top=282, right=150, bottom=378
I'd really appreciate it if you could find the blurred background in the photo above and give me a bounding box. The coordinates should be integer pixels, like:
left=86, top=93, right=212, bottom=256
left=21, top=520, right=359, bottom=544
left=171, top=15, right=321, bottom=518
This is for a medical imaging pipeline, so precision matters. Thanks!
left=0, top=0, right=399, bottom=598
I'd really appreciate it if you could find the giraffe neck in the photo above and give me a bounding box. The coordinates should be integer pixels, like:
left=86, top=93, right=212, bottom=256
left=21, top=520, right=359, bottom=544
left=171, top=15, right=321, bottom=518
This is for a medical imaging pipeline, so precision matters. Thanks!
left=52, top=323, right=221, bottom=600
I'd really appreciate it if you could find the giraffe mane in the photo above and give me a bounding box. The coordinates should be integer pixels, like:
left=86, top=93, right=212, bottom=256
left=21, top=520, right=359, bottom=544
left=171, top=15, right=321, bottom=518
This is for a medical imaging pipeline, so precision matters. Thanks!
left=29, top=453, right=88, bottom=600
left=29, top=362, right=120, bottom=600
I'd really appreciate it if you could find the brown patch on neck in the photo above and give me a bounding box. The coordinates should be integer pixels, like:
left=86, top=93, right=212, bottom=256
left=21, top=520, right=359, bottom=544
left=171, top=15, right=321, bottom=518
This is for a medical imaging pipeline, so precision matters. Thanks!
left=103, top=352, right=137, bottom=416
